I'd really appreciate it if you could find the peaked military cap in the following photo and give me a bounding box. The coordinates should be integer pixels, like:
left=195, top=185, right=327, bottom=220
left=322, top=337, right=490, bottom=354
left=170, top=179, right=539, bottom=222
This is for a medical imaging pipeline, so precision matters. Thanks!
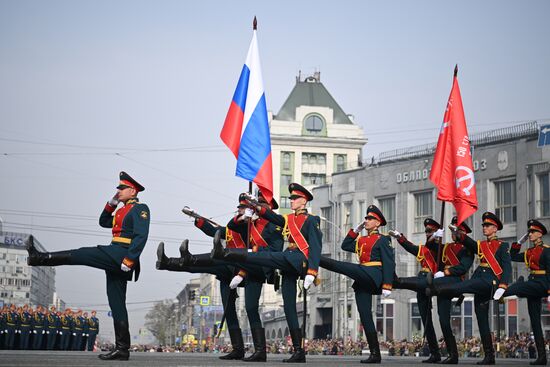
left=117, top=171, right=144, bottom=192
left=365, top=204, right=386, bottom=226
left=288, top=183, right=313, bottom=202
left=238, top=193, right=248, bottom=208
left=424, top=218, right=441, bottom=230
left=528, top=219, right=547, bottom=235
left=258, top=189, right=279, bottom=210
left=451, top=216, right=472, bottom=233
left=482, top=211, right=503, bottom=230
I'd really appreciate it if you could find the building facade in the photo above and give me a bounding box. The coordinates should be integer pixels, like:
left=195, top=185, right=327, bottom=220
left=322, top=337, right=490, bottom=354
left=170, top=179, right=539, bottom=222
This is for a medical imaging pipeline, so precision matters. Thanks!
left=0, top=231, right=56, bottom=307
left=309, top=121, right=550, bottom=342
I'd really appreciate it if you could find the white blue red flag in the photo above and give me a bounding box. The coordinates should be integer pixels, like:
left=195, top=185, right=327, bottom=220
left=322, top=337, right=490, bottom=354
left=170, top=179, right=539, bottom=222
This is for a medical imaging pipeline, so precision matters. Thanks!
left=220, top=21, right=273, bottom=202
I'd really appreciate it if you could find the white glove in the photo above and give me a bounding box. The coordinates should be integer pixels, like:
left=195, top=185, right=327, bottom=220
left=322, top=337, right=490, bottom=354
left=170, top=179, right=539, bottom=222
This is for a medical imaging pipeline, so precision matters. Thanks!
left=388, top=230, right=401, bottom=239
left=59, top=331, right=62, bottom=335
left=4, top=329, right=7, bottom=333
left=121, top=262, right=132, bottom=272
left=42, top=330, right=45, bottom=334
left=433, top=229, right=444, bottom=239
left=243, top=208, right=254, bottom=218
left=354, top=222, right=365, bottom=233
left=382, top=289, right=392, bottom=298
left=493, top=288, right=505, bottom=301
left=73, top=332, right=76, bottom=336
left=518, top=233, right=529, bottom=245
left=108, top=194, right=119, bottom=207
left=547, top=295, right=550, bottom=303
left=434, top=271, right=445, bottom=279
left=33, top=330, right=37, bottom=334
left=304, top=275, right=315, bottom=290
left=229, top=275, right=244, bottom=289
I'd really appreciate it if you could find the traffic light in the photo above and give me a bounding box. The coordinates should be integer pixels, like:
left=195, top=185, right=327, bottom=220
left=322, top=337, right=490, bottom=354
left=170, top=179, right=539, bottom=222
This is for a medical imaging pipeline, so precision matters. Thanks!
left=189, top=290, right=196, bottom=301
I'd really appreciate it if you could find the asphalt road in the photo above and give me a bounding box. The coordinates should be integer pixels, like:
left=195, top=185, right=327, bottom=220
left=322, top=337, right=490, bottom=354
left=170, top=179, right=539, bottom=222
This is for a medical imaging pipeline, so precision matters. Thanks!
left=0, top=351, right=539, bottom=366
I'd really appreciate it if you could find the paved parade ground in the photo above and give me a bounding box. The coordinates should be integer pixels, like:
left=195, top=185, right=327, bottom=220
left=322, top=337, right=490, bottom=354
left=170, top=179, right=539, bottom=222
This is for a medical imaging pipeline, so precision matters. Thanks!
left=0, top=351, right=537, bottom=367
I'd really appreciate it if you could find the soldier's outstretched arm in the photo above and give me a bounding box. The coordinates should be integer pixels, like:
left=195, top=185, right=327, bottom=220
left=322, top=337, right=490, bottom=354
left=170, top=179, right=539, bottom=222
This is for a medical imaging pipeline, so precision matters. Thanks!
left=509, top=241, right=525, bottom=262
left=380, top=235, right=395, bottom=291
left=99, top=202, right=116, bottom=228
left=445, top=248, right=474, bottom=277
left=498, top=242, right=512, bottom=288
left=195, top=217, right=223, bottom=238
left=395, top=235, right=419, bottom=256
left=256, top=206, right=285, bottom=227
left=305, top=216, right=323, bottom=277
left=341, top=229, right=359, bottom=253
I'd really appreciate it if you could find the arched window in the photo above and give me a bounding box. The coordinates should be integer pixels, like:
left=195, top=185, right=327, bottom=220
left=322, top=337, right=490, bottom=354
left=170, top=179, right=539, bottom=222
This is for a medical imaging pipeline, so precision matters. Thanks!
left=303, top=114, right=325, bottom=136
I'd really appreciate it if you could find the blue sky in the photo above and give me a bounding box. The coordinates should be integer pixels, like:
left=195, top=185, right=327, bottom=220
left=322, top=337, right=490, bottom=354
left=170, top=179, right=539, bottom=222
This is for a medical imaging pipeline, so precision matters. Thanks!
left=1, top=0, right=549, bottom=340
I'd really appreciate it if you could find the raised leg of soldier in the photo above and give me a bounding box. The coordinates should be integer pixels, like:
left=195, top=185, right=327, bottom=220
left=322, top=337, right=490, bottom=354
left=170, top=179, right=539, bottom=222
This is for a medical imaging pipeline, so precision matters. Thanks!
left=355, top=288, right=381, bottom=363
left=69, top=247, right=121, bottom=272
left=504, top=280, right=545, bottom=298
left=320, top=256, right=378, bottom=285
left=393, top=276, right=426, bottom=292
left=245, top=251, right=297, bottom=271
left=417, top=290, right=440, bottom=361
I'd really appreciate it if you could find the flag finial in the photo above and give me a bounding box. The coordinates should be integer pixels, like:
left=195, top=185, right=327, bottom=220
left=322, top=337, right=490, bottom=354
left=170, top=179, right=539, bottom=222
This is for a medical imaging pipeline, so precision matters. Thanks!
left=454, top=64, right=458, bottom=77
left=253, top=16, right=257, bottom=30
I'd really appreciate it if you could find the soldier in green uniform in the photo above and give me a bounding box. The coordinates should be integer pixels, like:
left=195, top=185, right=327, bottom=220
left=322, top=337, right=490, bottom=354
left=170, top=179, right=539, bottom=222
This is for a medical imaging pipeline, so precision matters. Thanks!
left=26, top=171, right=150, bottom=361
left=426, top=216, right=474, bottom=364
left=212, top=183, right=322, bottom=363
left=0, top=305, right=5, bottom=350
left=87, top=310, right=99, bottom=351
left=46, top=306, right=59, bottom=350
left=503, top=220, right=549, bottom=365
left=320, top=204, right=395, bottom=364
left=4, top=304, right=18, bottom=349
left=431, top=212, right=511, bottom=365
left=59, top=309, right=73, bottom=351
left=157, top=196, right=254, bottom=360
left=72, top=309, right=84, bottom=351
left=389, top=218, right=442, bottom=363
left=32, top=305, right=47, bottom=350
left=81, top=311, right=89, bottom=351
left=19, top=304, right=32, bottom=350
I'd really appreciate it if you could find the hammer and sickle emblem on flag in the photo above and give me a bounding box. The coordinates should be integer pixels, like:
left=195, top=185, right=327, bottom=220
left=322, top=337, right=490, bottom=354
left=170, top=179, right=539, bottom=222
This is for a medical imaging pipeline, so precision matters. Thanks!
left=455, top=166, right=475, bottom=196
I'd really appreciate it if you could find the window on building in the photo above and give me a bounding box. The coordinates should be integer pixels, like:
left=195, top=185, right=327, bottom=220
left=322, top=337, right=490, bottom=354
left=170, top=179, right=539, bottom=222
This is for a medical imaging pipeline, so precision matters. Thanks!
left=335, top=154, right=347, bottom=173
left=492, top=302, right=506, bottom=336
left=376, top=298, right=394, bottom=341
left=410, top=301, right=422, bottom=338
left=414, top=191, right=433, bottom=233
left=464, top=300, right=473, bottom=338
left=302, top=173, right=326, bottom=186
left=321, top=207, right=332, bottom=241
left=281, top=152, right=293, bottom=172
left=495, top=179, right=517, bottom=224
left=378, top=196, right=396, bottom=230
left=537, top=173, right=550, bottom=217
left=303, top=114, right=325, bottom=136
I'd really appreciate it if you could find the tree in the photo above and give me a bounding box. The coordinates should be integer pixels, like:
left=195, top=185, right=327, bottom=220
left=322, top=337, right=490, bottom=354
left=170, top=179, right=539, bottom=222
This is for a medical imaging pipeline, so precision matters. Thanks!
left=144, top=300, right=176, bottom=345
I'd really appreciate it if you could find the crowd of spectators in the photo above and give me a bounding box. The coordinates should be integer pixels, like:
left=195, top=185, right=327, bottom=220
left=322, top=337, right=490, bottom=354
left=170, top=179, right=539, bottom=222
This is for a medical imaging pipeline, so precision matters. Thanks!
left=121, top=332, right=546, bottom=359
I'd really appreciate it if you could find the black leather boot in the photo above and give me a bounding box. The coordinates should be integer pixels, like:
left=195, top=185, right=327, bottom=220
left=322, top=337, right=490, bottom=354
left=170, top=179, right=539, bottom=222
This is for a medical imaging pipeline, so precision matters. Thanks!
left=156, top=242, right=169, bottom=270
left=422, top=350, right=441, bottom=363
left=243, top=327, right=267, bottom=362
left=361, top=332, right=381, bottom=363
left=98, top=321, right=130, bottom=360
left=219, top=328, right=244, bottom=360
left=26, top=235, right=71, bottom=266
left=211, top=228, right=226, bottom=259
left=476, top=334, right=495, bottom=365
left=440, top=334, right=459, bottom=364
left=393, top=277, right=423, bottom=292
left=179, top=239, right=190, bottom=259
left=530, top=333, right=547, bottom=365
left=283, top=328, right=305, bottom=363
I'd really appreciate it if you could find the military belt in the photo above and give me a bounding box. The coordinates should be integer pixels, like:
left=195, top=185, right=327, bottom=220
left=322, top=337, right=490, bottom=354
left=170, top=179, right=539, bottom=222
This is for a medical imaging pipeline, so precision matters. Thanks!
left=62, top=327, right=70, bottom=329
left=419, top=267, right=430, bottom=273
left=287, top=244, right=298, bottom=250
left=48, top=326, right=56, bottom=329
left=21, top=324, right=30, bottom=327
left=479, top=263, right=491, bottom=268
left=89, top=328, right=98, bottom=331
left=360, top=261, right=382, bottom=267
left=75, top=328, right=82, bottom=330
left=112, top=236, right=131, bottom=245
left=7, top=323, right=15, bottom=326
left=531, top=270, right=546, bottom=275
left=35, top=326, right=43, bottom=329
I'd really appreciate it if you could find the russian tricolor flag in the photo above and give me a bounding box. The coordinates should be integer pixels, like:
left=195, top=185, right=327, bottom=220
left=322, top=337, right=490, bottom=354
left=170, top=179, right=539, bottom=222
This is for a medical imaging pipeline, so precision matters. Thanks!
left=220, top=20, right=273, bottom=202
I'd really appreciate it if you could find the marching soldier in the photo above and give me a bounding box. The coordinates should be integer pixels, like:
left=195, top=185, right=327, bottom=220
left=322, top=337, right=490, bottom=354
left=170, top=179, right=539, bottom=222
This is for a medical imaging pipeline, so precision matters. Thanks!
left=81, top=311, right=89, bottom=351
left=87, top=310, right=99, bottom=351
left=46, top=306, right=59, bottom=350
left=389, top=218, right=442, bottom=363
left=432, top=212, right=511, bottom=365
left=32, top=305, right=47, bottom=350
left=319, top=204, right=395, bottom=364
left=156, top=196, right=250, bottom=360
left=26, top=171, right=150, bottom=360
left=503, top=219, right=549, bottom=365
left=427, top=216, right=474, bottom=364
left=212, top=183, right=322, bottom=363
